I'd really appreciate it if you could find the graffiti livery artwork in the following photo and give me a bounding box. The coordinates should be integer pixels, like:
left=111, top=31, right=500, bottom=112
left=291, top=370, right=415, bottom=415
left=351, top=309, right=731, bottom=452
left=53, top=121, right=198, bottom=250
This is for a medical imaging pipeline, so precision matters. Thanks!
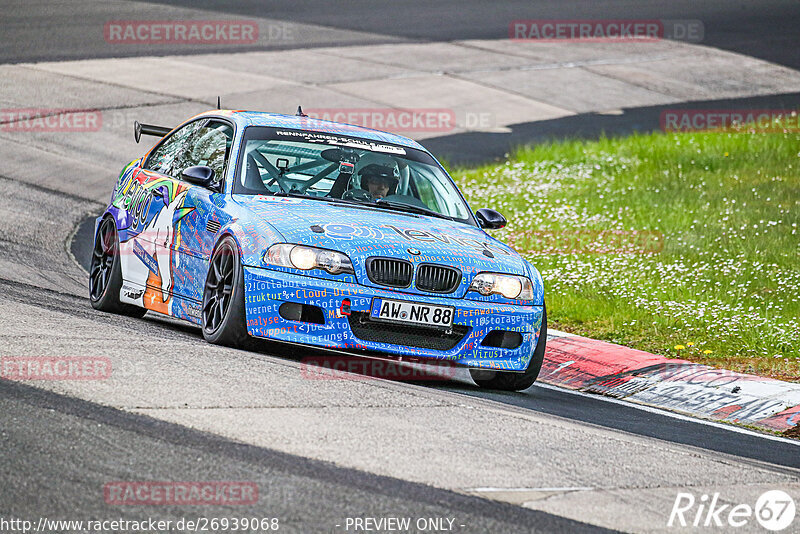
left=112, top=160, right=195, bottom=316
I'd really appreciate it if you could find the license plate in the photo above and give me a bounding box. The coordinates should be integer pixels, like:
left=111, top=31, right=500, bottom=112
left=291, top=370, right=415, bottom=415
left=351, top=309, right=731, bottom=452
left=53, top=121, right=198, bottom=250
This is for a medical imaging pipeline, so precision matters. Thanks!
left=370, top=298, right=454, bottom=328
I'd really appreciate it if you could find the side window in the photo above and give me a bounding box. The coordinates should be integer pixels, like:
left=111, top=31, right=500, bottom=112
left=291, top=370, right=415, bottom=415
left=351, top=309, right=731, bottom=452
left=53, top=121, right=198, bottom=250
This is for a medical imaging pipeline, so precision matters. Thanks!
left=172, top=121, right=234, bottom=182
left=143, top=121, right=203, bottom=176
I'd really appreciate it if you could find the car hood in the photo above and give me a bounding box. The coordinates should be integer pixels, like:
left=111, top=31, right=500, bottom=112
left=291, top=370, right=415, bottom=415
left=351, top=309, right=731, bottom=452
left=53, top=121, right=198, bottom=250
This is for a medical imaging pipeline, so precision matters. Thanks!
left=235, top=196, right=529, bottom=280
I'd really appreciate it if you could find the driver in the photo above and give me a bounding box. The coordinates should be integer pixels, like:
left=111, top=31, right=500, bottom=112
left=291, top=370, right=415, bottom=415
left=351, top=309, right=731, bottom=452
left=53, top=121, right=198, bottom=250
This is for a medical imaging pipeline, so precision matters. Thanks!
left=358, top=163, right=399, bottom=200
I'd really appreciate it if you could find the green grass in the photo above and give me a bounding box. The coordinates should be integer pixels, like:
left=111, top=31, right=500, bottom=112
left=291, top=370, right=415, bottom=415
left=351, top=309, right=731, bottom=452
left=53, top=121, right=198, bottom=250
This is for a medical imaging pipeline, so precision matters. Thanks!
left=451, top=119, right=800, bottom=381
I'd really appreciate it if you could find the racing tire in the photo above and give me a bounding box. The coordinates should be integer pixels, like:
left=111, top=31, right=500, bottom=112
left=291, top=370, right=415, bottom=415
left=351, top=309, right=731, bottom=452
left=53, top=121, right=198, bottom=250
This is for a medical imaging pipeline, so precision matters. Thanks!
left=201, top=236, right=253, bottom=349
left=470, top=304, right=547, bottom=392
left=89, top=216, right=148, bottom=318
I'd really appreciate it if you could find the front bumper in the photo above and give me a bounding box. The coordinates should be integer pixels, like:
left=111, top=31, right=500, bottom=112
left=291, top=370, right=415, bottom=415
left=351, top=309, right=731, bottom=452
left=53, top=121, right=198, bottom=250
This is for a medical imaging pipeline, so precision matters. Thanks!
left=242, top=266, right=544, bottom=371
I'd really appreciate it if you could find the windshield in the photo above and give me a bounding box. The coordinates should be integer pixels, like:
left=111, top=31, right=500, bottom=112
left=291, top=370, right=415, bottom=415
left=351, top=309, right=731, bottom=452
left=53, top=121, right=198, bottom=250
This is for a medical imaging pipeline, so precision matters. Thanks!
left=233, top=126, right=475, bottom=224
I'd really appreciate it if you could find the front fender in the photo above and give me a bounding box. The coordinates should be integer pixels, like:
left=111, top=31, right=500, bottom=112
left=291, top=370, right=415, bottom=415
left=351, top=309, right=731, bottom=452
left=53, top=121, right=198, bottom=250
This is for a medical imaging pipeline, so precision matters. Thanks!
left=216, top=219, right=285, bottom=267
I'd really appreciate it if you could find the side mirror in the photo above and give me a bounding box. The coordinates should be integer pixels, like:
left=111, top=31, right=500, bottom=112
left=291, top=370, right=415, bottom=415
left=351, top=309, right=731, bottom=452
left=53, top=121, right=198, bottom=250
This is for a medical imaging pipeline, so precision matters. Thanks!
left=475, top=208, right=507, bottom=230
left=181, top=166, right=216, bottom=189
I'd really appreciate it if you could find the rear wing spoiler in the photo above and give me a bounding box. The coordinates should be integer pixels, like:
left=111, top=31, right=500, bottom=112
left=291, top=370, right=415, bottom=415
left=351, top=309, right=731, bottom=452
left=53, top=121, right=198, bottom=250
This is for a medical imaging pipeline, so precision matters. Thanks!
left=134, top=121, right=172, bottom=143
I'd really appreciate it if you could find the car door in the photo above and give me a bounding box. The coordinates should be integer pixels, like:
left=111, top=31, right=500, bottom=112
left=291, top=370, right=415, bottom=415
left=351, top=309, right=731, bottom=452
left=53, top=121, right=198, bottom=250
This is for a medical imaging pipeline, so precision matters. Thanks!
left=166, top=119, right=234, bottom=307
left=118, top=119, right=203, bottom=313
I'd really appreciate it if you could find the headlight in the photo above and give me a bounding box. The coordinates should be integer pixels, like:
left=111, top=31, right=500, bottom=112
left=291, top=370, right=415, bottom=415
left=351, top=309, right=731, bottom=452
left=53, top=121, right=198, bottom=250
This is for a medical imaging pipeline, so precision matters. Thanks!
left=468, top=273, right=534, bottom=300
left=265, top=244, right=354, bottom=275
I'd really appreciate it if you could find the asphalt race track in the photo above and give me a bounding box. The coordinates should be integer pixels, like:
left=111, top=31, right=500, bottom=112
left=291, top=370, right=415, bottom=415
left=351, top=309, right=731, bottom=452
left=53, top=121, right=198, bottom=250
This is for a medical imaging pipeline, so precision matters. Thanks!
left=0, top=378, right=605, bottom=534
left=4, top=0, right=799, bottom=69
left=2, top=2, right=800, bottom=532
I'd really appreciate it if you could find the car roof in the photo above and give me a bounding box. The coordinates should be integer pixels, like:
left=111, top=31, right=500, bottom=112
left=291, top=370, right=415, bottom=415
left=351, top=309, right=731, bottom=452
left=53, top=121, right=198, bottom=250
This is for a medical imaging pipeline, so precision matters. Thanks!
left=199, top=110, right=426, bottom=151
